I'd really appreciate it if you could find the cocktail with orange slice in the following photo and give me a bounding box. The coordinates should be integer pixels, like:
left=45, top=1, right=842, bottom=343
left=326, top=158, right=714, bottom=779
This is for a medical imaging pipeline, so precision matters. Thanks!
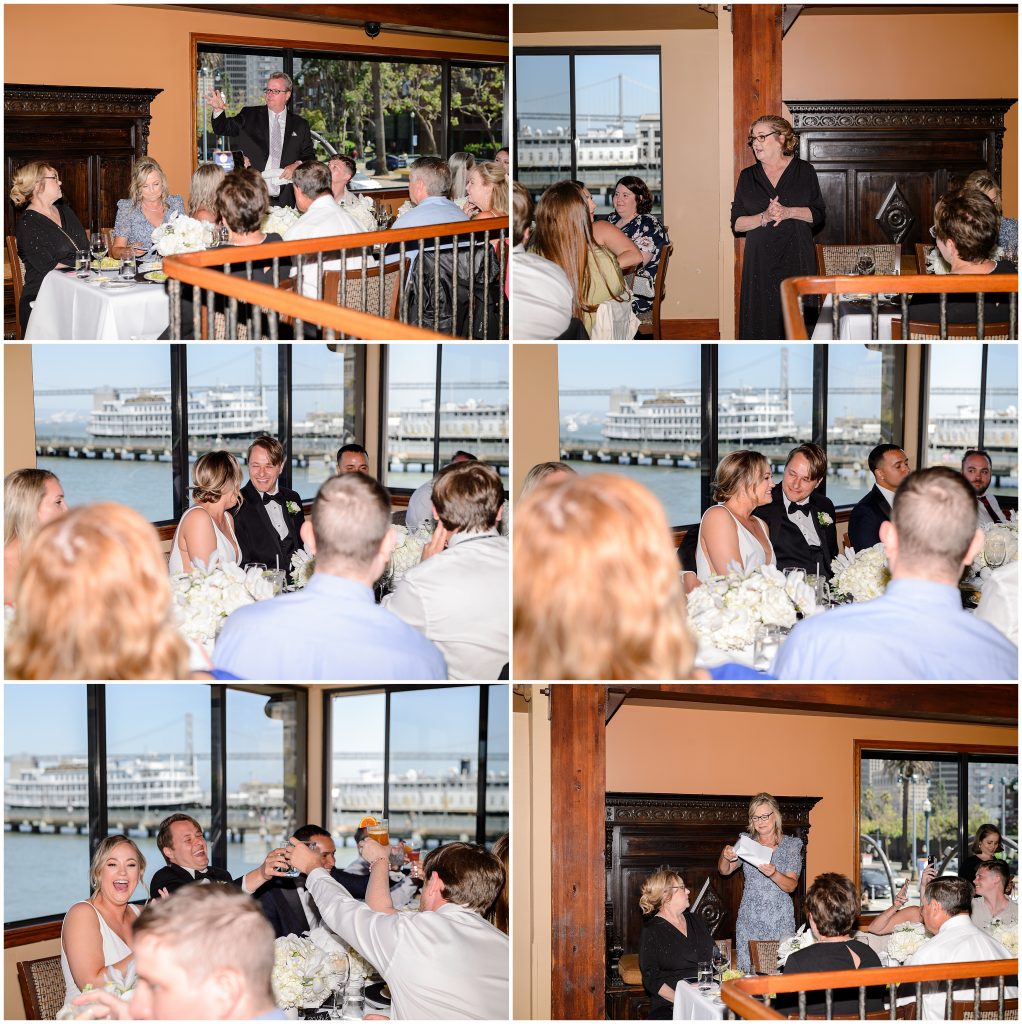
left=359, top=814, right=389, bottom=848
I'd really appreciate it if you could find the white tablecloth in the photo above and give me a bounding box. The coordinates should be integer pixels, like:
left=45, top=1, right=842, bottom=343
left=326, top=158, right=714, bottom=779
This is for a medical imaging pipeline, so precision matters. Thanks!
left=810, top=294, right=900, bottom=340
left=24, top=269, right=169, bottom=340
left=673, top=982, right=725, bottom=1021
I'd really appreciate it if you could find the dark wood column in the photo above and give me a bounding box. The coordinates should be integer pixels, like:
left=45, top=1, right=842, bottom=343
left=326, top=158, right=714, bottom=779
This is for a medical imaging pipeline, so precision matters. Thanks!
left=550, top=685, right=607, bottom=1020
left=731, top=5, right=782, bottom=334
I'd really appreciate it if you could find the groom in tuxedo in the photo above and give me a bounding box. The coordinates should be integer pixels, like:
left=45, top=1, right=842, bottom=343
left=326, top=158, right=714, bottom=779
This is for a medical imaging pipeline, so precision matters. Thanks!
left=208, top=71, right=315, bottom=208
left=754, top=443, right=838, bottom=578
left=233, top=435, right=305, bottom=579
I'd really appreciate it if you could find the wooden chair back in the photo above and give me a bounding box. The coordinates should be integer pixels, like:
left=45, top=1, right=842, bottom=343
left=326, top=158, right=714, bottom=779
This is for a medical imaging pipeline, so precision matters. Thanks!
left=17, top=954, right=66, bottom=1020
left=6, top=233, right=25, bottom=338
left=950, top=997, right=1018, bottom=1020
left=322, top=256, right=408, bottom=320
left=915, top=242, right=935, bottom=274
left=891, top=317, right=1011, bottom=340
left=789, top=1002, right=918, bottom=1021
left=748, top=939, right=781, bottom=975
left=636, top=241, right=674, bottom=339
left=815, top=244, right=901, bottom=276
left=101, top=227, right=114, bottom=256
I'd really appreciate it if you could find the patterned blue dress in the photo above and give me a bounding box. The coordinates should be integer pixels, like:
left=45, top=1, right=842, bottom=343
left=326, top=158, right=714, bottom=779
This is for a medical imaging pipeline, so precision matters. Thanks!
left=606, top=212, right=670, bottom=316
left=114, top=195, right=185, bottom=252
left=734, top=832, right=803, bottom=973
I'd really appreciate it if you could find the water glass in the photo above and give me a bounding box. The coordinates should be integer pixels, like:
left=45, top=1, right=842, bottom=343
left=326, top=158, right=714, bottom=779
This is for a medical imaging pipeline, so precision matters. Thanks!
left=697, top=961, right=713, bottom=991
left=75, top=249, right=91, bottom=278
left=812, top=574, right=831, bottom=608
left=263, top=569, right=286, bottom=595
left=244, top=562, right=267, bottom=574
left=119, top=249, right=137, bottom=281
left=984, top=533, right=1008, bottom=569
left=753, top=625, right=784, bottom=671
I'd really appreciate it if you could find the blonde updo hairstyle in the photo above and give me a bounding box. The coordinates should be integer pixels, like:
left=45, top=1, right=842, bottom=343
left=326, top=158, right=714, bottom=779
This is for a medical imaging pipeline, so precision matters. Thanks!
left=750, top=115, right=798, bottom=157
left=90, top=834, right=147, bottom=896
left=712, top=450, right=770, bottom=503
left=473, top=161, right=509, bottom=215
left=9, top=161, right=56, bottom=208
left=191, top=451, right=243, bottom=506
left=128, top=157, right=170, bottom=207
left=748, top=792, right=784, bottom=845
left=639, top=868, right=685, bottom=916
left=4, top=468, right=60, bottom=545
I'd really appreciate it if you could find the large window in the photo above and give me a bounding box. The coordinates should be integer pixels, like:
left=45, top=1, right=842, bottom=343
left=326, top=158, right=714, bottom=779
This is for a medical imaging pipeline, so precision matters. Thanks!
left=3, top=684, right=305, bottom=928
left=326, top=685, right=508, bottom=854
left=515, top=48, right=663, bottom=217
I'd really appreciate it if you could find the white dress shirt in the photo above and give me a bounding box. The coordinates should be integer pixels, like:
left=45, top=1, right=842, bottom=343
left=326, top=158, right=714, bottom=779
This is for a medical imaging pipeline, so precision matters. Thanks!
left=306, top=867, right=508, bottom=1020
left=283, top=194, right=369, bottom=297
left=974, top=560, right=1019, bottom=645
left=264, top=110, right=288, bottom=195
left=259, top=485, right=289, bottom=541
left=783, top=490, right=822, bottom=548
left=976, top=491, right=1008, bottom=526
left=877, top=483, right=897, bottom=510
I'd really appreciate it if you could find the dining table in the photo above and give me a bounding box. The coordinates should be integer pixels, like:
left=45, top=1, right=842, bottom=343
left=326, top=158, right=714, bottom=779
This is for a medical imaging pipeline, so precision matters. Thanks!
left=673, top=980, right=726, bottom=1020
left=809, top=293, right=902, bottom=341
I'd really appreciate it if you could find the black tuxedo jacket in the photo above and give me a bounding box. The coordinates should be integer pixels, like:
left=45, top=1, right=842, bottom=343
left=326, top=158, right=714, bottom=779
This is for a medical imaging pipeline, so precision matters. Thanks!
left=255, top=868, right=374, bottom=938
left=848, top=484, right=891, bottom=551
left=232, top=481, right=305, bottom=576
left=211, top=106, right=315, bottom=207
left=754, top=482, right=838, bottom=578
left=149, top=863, right=237, bottom=898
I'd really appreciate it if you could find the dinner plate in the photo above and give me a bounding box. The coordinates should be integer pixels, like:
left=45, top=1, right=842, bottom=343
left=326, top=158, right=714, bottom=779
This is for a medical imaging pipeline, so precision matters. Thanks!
left=144, top=271, right=169, bottom=282
left=364, top=981, right=391, bottom=1007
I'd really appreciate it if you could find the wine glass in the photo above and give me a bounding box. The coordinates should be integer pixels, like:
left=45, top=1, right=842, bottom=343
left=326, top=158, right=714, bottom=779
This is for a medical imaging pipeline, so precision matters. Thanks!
left=855, top=249, right=875, bottom=276
left=711, top=943, right=729, bottom=985
left=984, top=533, right=1008, bottom=569
left=90, top=232, right=107, bottom=266
left=327, top=953, right=349, bottom=1019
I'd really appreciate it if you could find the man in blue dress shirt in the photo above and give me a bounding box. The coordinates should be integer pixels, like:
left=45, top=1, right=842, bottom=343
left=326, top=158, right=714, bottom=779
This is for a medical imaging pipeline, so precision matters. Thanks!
left=390, top=157, right=470, bottom=233
left=773, top=467, right=1018, bottom=680
left=214, top=473, right=446, bottom=680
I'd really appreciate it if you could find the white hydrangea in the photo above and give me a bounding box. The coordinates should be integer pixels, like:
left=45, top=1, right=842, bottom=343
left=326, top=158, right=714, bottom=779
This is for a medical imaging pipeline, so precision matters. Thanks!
left=886, top=922, right=927, bottom=963
left=261, top=206, right=302, bottom=237
left=171, top=560, right=274, bottom=653
left=389, top=524, right=426, bottom=580
left=777, top=925, right=814, bottom=966
left=341, top=193, right=378, bottom=232
left=271, top=933, right=347, bottom=1010
left=829, top=544, right=891, bottom=603
left=987, top=918, right=1018, bottom=956
left=152, top=213, right=208, bottom=256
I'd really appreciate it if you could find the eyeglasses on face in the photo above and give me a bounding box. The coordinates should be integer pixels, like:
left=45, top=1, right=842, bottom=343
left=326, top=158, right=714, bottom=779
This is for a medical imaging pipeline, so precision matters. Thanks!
left=265, top=87, right=290, bottom=95
left=747, top=130, right=780, bottom=145
left=752, top=812, right=774, bottom=823
left=41, top=175, right=60, bottom=183
left=666, top=884, right=690, bottom=892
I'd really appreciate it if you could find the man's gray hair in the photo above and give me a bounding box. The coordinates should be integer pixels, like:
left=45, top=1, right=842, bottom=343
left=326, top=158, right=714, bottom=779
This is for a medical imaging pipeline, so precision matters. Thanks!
left=409, top=157, right=452, bottom=198
left=267, top=71, right=293, bottom=91
left=312, top=473, right=391, bottom=571
left=891, top=467, right=978, bottom=573
left=921, top=876, right=973, bottom=916
left=292, top=161, right=332, bottom=199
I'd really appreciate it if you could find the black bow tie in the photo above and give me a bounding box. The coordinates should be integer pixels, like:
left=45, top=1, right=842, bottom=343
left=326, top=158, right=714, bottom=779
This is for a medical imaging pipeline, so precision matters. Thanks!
left=195, top=868, right=211, bottom=879
left=263, top=492, right=285, bottom=507
left=788, top=501, right=808, bottom=516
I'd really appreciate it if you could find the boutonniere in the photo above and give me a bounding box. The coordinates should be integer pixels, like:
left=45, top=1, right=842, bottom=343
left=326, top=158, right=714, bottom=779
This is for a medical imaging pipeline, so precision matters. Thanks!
left=286, top=500, right=301, bottom=516
left=817, top=511, right=833, bottom=527
left=290, top=130, right=298, bottom=137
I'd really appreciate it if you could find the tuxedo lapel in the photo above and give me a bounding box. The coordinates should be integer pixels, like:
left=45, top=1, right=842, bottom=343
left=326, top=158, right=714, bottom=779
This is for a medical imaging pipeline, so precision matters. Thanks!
left=281, top=883, right=311, bottom=933
left=873, top=485, right=891, bottom=517
left=247, top=482, right=285, bottom=557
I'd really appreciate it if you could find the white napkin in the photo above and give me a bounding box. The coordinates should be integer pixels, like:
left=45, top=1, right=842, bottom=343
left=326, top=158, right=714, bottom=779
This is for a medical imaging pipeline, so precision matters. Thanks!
left=734, top=834, right=774, bottom=867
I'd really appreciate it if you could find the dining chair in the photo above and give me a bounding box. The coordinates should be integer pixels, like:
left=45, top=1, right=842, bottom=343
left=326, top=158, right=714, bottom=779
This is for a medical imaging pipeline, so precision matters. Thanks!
left=17, top=954, right=65, bottom=1020
left=890, top=317, right=1011, bottom=340
left=949, top=996, right=1018, bottom=1020
left=787, top=1005, right=918, bottom=1021
left=321, top=256, right=409, bottom=320
left=748, top=938, right=781, bottom=975
left=636, top=242, right=674, bottom=340
left=915, top=242, right=936, bottom=274
left=101, top=227, right=115, bottom=257
left=6, top=233, right=26, bottom=339
left=815, top=244, right=901, bottom=276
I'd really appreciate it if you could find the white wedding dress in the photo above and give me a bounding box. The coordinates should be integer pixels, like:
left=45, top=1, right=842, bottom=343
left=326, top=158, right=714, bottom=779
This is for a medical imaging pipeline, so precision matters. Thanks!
left=695, top=504, right=776, bottom=581
left=168, top=505, right=240, bottom=574
left=60, top=901, right=140, bottom=1012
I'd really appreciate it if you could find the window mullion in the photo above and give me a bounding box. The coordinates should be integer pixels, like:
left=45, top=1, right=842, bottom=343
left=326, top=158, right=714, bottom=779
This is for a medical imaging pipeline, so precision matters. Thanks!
left=210, top=685, right=228, bottom=868
left=433, top=345, right=443, bottom=475
left=278, top=343, right=293, bottom=491
left=87, top=685, right=108, bottom=866
left=701, top=345, right=718, bottom=516
left=170, top=345, right=188, bottom=521
left=476, top=685, right=489, bottom=845
left=383, top=691, right=392, bottom=820
left=978, top=345, right=989, bottom=450
left=812, top=344, right=828, bottom=498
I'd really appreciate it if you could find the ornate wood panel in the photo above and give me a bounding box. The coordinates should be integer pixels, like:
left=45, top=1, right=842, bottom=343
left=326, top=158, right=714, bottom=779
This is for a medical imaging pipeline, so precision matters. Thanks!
left=786, top=99, right=1015, bottom=249
left=605, top=792, right=820, bottom=1021
left=4, top=85, right=162, bottom=238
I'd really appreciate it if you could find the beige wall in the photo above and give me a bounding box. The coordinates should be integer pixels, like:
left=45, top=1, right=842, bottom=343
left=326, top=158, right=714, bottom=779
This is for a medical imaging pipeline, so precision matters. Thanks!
left=5, top=936, right=62, bottom=1020
left=511, top=345, right=560, bottom=500
left=4, top=345, right=35, bottom=474
left=783, top=11, right=1018, bottom=218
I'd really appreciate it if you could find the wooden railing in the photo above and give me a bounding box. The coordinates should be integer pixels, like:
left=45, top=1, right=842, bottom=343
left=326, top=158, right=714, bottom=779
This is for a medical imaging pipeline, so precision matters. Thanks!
left=722, top=958, right=1018, bottom=1020
left=780, top=273, right=1019, bottom=340
left=162, top=217, right=509, bottom=340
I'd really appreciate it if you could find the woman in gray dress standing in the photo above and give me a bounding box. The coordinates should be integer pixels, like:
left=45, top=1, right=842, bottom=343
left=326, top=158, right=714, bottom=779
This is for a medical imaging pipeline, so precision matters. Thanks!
left=718, top=792, right=803, bottom=973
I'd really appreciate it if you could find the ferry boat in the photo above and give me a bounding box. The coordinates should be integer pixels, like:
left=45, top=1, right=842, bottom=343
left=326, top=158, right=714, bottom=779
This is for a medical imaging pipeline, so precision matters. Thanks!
left=389, top=400, right=510, bottom=442
left=88, top=387, right=271, bottom=438
left=930, top=404, right=1019, bottom=451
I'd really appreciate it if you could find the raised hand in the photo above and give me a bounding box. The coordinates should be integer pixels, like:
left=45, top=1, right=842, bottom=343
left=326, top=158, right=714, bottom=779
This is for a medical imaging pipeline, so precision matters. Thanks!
left=206, top=89, right=226, bottom=113
left=421, top=522, right=451, bottom=562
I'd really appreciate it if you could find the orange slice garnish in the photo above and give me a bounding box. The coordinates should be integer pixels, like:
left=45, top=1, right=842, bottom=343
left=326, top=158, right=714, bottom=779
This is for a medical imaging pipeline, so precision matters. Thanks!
left=358, top=815, right=379, bottom=828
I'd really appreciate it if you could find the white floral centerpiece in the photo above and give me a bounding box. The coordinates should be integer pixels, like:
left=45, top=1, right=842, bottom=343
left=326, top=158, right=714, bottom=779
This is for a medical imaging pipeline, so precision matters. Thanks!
left=152, top=212, right=208, bottom=256
left=686, top=564, right=818, bottom=652
left=56, top=964, right=135, bottom=1019
left=969, top=518, right=1019, bottom=579
left=986, top=917, right=1019, bottom=955
left=171, top=560, right=274, bottom=653
left=271, top=933, right=347, bottom=1012
left=925, top=245, right=952, bottom=275
left=261, top=206, right=302, bottom=237
left=395, top=199, right=414, bottom=219
left=305, top=924, right=378, bottom=995
left=290, top=548, right=315, bottom=590
left=340, top=192, right=378, bottom=232
left=453, top=195, right=471, bottom=211
left=886, top=922, right=927, bottom=963
left=389, top=522, right=435, bottom=582
left=777, top=925, right=815, bottom=967
left=829, top=543, right=891, bottom=603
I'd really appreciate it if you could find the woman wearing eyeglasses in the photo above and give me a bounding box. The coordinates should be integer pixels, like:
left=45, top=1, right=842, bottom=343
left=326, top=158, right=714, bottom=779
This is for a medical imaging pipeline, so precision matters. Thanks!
left=730, top=115, right=825, bottom=339
left=638, top=868, right=716, bottom=1019
left=719, top=792, right=803, bottom=973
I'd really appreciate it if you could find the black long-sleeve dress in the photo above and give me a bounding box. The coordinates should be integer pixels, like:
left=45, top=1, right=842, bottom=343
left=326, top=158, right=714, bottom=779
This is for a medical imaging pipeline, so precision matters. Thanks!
left=639, top=913, right=716, bottom=1019
left=14, top=203, right=89, bottom=330
left=731, top=156, right=825, bottom=339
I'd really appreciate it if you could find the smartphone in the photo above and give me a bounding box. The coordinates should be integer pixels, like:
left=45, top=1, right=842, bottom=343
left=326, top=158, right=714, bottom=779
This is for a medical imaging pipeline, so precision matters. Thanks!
left=232, top=150, right=246, bottom=169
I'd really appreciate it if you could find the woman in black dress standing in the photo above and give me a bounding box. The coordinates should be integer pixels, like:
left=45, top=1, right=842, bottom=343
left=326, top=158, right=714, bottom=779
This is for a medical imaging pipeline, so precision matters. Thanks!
left=638, top=869, right=715, bottom=1019
left=10, top=161, right=89, bottom=333
left=731, top=115, right=825, bottom=339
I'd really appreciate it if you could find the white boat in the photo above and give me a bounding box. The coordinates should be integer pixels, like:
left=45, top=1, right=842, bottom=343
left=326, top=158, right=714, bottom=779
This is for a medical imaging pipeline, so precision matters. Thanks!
left=89, top=386, right=271, bottom=438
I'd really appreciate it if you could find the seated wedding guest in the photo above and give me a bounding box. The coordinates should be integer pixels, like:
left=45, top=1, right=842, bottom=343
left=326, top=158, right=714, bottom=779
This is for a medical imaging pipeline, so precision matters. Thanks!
left=964, top=169, right=1017, bottom=256
left=406, top=450, right=477, bottom=532
left=487, top=834, right=509, bottom=935
left=974, top=561, right=1018, bottom=644
left=256, top=823, right=337, bottom=937
left=971, top=860, right=1017, bottom=934
left=168, top=451, right=242, bottom=573
left=606, top=175, right=670, bottom=317
left=774, top=468, right=1018, bottom=680
left=638, top=869, right=715, bottom=1019
left=392, top=157, right=469, bottom=233
left=60, top=836, right=145, bottom=1015
left=753, top=443, right=836, bottom=578
left=572, top=179, right=643, bottom=274
left=960, top=824, right=1005, bottom=884
left=906, top=876, right=1015, bottom=1021
left=113, top=156, right=185, bottom=258
left=531, top=181, right=629, bottom=337
left=866, top=863, right=937, bottom=935
left=962, top=449, right=1008, bottom=525
left=5, top=503, right=193, bottom=680
left=383, top=461, right=509, bottom=679
left=495, top=147, right=510, bottom=173
left=465, top=161, right=509, bottom=222
left=187, top=162, right=225, bottom=223
left=697, top=450, right=775, bottom=580
left=217, top=168, right=285, bottom=278
left=150, top=813, right=290, bottom=898
left=288, top=835, right=509, bottom=1020
left=514, top=473, right=767, bottom=680
left=327, top=153, right=358, bottom=206
left=4, top=467, right=67, bottom=605
left=336, top=443, right=370, bottom=475
left=72, top=883, right=286, bottom=1021
left=511, top=182, right=577, bottom=340
left=848, top=443, right=910, bottom=551
left=448, top=151, right=475, bottom=207
left=10, top=161, right=89, bottom=332
left=233, top=435, right=305, bottom=577
left=779, top=873, right=885, bottom=1016
left=909, top=189, right=1015, bottom=324
left=719, top=793, right=803, bottom=973
left=520, top=460, right=576, bottom=499
left=216, top=473, right=446, bottom=680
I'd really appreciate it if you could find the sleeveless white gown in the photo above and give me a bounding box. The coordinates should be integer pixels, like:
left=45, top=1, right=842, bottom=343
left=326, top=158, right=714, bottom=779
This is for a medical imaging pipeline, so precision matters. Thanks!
left=168, top=505, right=240, bottom=573
left=60, top=901, right=140, bottom=1011
left=695, top=504, right=776, bottom=580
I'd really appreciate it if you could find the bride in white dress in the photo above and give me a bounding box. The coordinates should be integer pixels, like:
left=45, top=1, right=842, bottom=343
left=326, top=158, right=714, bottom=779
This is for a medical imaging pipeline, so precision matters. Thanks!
left=696, top=450, right=776, bottom=580
left=60, top=836, right=145, bottom=1014
left=168, top=451, right=242, bottom=574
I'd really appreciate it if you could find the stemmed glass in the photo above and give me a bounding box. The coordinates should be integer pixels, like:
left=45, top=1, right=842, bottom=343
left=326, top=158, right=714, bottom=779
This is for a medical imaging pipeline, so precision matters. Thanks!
left=711, top=943, right=729, bottom=985
left=984, top=533, right=1008, bottom=569
left=326, top=953, right=349, bottom=1019
left=90, top=232, right=108, bottom=267
left=855, top=249, right=875, bottom=276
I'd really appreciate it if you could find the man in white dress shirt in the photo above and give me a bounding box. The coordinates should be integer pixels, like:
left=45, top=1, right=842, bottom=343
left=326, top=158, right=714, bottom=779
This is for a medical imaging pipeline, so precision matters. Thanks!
left=289, top=835, right=508, bottom=1020
left=906, top=876, right=1016, bottom=1020
left=384, top=460, right=508, bottom=680
left=962, top=449, right=1010, bottom=525
left=405, top=450, right=477, bottom=532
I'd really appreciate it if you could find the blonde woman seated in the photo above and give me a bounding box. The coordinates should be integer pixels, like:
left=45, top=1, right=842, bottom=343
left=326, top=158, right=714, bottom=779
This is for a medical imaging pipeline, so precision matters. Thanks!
left=696, top=450, right=775, bottom=581
left=519, top=460, right=576, bottom=499
left=866, top=863, right=937, bottom=935
left=639, top=869, right=715, bottom=1019
left=61, top=836, right=145, bottom=1015
left=5, top=504, right=193, bottom=679
left=448, top=151, right=475, bottom=207
left=465, top=161, right=508, bottom=222
left=187, top=162, right=226, bottom=223
left=169, top=451, right=242, bottom=573
left=4, top=468, right=67, bottom=606
left=113, top=156, right=185, bottom=259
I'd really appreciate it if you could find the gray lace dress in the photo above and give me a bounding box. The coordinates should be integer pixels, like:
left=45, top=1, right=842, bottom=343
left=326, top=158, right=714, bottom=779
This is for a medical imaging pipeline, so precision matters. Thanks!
left=735, top=832, right=804, bottom=972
